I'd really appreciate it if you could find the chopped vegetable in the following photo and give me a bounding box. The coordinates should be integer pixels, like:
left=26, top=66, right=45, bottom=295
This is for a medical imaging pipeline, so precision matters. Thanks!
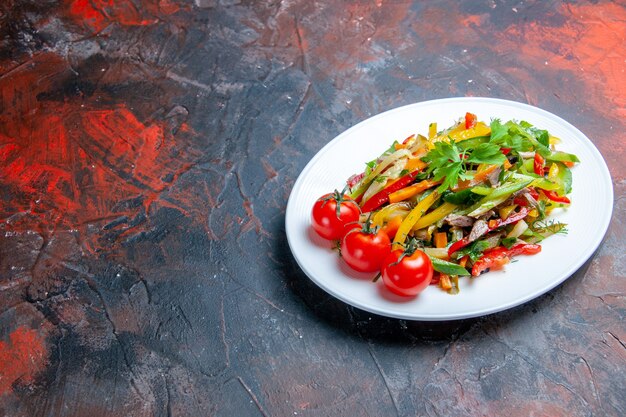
left=388, top=178, right=441, bottom=204
left=429, top=256, right=471, bottom=276
left=471, top=244, right=541, bottom=276
left=434, top=232, right=448, bottom=248
left=361, top=170, right=421, bottom=213
left=393, top=191, right=440, bottom=249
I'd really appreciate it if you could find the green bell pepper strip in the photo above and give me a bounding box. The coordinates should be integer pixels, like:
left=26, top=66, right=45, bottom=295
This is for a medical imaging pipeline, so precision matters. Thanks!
left=428, top=256, right=471, bottom=276
left=545, top=151, right=580, bottom=164
left=460, top=176, right=533, bottom=217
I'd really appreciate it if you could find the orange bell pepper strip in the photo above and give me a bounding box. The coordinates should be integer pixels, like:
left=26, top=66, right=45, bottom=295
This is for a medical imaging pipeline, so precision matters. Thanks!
left=439, top=274, right=452, bottom=290
left=405, top=158, right=427, bottom=172
left=381, top=215, right=403, bottom=240
left=434, top=232, right=448, bottom=248
left=388, top=179, right=441, bottom=204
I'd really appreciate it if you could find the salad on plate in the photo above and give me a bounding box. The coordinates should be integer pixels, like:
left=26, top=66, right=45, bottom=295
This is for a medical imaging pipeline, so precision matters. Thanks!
left=311, top=112, right=579, bottom=297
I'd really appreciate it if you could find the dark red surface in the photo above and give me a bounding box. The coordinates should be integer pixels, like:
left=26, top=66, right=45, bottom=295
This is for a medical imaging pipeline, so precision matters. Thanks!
left=1, top=1, right=624, bottom=416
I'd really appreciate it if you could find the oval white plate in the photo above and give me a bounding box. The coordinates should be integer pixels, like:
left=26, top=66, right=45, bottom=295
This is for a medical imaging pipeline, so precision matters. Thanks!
left=285, top=97, right=613, bottom=320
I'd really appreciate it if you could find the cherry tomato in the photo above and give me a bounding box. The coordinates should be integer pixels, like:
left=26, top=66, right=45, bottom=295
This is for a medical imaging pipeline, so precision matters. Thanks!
left=341, top=228, right=391, bottom=272
left=311, top=192, right=360, bottom=240
left=381, top=249, right=433, bottom=297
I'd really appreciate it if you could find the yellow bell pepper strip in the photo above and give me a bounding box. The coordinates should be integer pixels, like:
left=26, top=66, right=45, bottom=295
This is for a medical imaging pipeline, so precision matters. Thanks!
left=498, top=204, right=517, bottom=220
left=393, top=191, right=439, bottom=249
left=429, top=119, right=491, bottom=143
left=529, top=177, right=560, bottom=191
left=388, top=179, right=441, bottom=204
left=547, top=161, right=573, bottom=195
left=428, top=123, right=437, bottom=139
left=448, top=121, right=491, bottom=141
left=548, top=162, right=559, bottom=179
left=371, top=202, right=411, bottom=227
left=548, top=135, right=561, bottom=145
left=412, top=202, right=457, bottom=230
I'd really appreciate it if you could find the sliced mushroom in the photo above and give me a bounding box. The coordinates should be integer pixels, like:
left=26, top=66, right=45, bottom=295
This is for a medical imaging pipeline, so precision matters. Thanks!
left=445, top=214, right=475, bottom=227
left=468, top=219, right=489, bottom=242
left=486, top=166, right=502, bottom=187
left=478, top=210, right=496, bottom=221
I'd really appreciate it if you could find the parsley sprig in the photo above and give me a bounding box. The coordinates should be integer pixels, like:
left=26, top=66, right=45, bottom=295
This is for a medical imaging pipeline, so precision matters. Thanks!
left=422, top=140, right=506, bottom=192
left=490, top=119, right=551, bottom=156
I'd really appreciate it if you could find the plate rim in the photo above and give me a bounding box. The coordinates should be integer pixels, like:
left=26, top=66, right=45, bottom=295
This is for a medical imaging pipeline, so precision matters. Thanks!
left=285, top=96, right=614, bottom=321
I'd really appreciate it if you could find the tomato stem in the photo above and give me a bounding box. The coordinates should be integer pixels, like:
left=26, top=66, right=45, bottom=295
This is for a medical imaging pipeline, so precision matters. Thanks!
left=320, top=189, right=360, bottom=218
left=389, top=237, right=422, bottom=266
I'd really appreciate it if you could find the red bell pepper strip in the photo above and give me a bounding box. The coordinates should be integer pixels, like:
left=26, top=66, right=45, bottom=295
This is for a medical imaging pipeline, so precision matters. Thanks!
left=543, top=190, right=571, bottom=204
left=465, top=112, right=477, bottom=129
left=500, top=147, right=511, bottom=155
left=448, top=237, right=470, bottom=256
left=533, top=152, right=545, bottom=176
left=402, top=134, right=415, bottom=145
left=471, top=243, right=541, bottom=276
left=447, top=207, right=530, bottom=256
left=360, top=171, right=420, bottom=213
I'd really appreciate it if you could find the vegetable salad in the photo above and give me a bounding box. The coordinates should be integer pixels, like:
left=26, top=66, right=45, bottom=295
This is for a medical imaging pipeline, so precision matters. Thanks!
left=312, top=113, right=578, bottom=296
